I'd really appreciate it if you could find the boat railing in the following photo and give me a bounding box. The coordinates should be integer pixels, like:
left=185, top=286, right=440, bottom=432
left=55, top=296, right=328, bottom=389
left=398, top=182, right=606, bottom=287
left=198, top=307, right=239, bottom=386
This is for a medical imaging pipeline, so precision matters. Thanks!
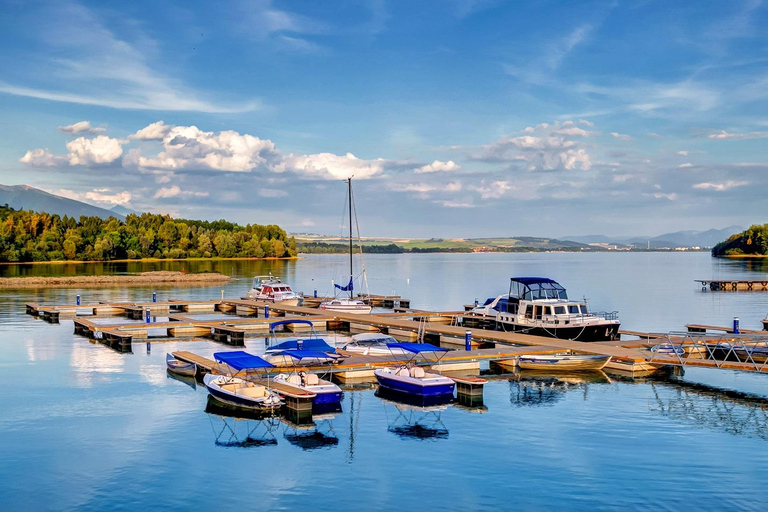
left=594, top=311, right=619, bottom=321
left=522, top=311, right=618, bottom=326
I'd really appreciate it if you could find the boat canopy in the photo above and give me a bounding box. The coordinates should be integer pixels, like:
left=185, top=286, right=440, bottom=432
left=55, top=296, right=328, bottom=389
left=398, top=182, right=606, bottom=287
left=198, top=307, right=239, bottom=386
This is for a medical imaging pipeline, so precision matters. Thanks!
left=269, top=338, right=336, bottom=353
left=280, top=349, right=338, bottom=361
left=214, top=351, right=275, bottom=370
left=386, top=342, right=449, bottom=353
left=509, top=277, right=567, bottom=300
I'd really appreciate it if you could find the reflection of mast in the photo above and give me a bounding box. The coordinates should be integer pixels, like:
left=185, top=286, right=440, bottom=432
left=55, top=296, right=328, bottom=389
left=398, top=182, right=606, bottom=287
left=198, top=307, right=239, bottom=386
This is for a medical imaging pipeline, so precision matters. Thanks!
left=348, top=390, right=361, bottom=462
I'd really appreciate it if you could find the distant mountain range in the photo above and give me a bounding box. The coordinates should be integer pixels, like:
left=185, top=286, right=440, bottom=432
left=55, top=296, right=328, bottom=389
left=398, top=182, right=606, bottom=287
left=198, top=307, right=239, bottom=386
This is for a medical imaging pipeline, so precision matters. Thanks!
left=563, top=226, right=744, bottom=249
left=0, top=184, right=130, bottom=221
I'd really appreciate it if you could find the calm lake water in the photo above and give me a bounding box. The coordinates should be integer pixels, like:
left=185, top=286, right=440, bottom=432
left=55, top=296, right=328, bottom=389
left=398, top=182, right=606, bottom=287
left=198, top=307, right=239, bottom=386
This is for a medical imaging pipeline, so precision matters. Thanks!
left=2, top=253, right=768, bottom=511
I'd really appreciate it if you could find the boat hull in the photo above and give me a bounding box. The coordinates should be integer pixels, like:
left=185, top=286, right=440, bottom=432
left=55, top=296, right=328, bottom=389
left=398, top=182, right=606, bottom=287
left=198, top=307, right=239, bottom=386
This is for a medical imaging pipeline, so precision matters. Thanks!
left=518, top=355, right=611, bottom=371
left=498, top=322, right=620, bottom=342
left=166, top=354, right=196, bottom=377
left=204, top=375, right=281, bottom=410
left=320, top=304, right=373, bottom=314
left=374, top=371, right=455, bottom=398
left=241, top=296, right=302, bottom=307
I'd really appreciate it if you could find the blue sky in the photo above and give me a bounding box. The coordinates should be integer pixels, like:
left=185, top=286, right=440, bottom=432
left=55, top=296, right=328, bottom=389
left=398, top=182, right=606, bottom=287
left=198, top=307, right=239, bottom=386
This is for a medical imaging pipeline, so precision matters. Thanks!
left=1, top=0, right=767, bottom=238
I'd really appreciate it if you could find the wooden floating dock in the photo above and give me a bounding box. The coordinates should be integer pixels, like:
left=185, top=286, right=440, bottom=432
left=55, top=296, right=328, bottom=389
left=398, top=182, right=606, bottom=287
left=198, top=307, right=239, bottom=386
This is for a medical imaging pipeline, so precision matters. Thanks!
left=686, top=323, right=764, bottom=334
left=696, top=279, right=768, bottom=291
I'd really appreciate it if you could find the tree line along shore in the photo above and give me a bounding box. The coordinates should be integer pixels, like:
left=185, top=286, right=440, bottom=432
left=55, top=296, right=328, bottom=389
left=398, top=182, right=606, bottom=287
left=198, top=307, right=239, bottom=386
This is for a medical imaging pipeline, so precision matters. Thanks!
left=0, top=206, right=297, bottom=262
left=0, top=270, right=232, bottom=288
left=712, top=224, right=768, bottom=257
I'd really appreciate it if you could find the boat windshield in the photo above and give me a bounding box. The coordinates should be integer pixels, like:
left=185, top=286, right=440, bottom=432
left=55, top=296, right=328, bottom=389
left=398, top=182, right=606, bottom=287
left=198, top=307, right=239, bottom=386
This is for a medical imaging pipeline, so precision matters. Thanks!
left=510, top=278, right=567, bottom=300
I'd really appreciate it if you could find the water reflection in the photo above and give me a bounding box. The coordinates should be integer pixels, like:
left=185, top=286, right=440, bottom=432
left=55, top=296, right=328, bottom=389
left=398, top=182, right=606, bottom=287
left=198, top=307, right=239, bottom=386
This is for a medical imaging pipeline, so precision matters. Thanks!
left=649, top=377, right=768, bottom=441
left=376, top=388, right=450, bottom=441
left=166, top=370, right=197, bottom=390
left=205, top=396, right=280, bottom=448
left=281, top=408, right=340, bottom=451
left=509, top=371, right=612, bottom=407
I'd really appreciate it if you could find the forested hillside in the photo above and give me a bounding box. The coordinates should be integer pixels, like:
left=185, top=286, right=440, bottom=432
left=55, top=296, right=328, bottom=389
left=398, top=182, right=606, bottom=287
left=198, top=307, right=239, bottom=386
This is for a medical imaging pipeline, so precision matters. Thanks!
left=712, top=224, right=768, bottom=256
left=0, top=206, right=297, bottom=262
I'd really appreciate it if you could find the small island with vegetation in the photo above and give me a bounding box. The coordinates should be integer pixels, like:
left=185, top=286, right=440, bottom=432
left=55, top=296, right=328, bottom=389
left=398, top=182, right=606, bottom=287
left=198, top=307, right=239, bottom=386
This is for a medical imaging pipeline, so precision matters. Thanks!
left=712, top=224, right=768, bottom=257
left=0, top=205, right=297, bottom=262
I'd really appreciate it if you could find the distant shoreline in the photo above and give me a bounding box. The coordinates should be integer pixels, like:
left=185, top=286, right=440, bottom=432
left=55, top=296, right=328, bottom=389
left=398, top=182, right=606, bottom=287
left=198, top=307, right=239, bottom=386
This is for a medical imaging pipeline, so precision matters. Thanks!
left=0, top=256, right=299, bottom=266
left=0, top=271, right=232, bottom=288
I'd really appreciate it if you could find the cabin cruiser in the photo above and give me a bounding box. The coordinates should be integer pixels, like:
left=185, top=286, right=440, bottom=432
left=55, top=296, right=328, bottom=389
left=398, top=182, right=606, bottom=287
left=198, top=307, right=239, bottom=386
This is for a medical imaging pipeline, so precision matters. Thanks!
left=470, top=277, right=620, bottom=342
left=242, top=275, right=303, bottom=306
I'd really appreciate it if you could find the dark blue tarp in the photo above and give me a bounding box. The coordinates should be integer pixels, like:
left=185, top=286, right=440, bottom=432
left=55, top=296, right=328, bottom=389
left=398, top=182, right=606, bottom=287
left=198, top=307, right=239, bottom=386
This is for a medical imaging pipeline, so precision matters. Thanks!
left=386, top=342, right=449, bottom=353
left=268, top=338, right=336, bottom=353
left=281, top=349, right=338, bottom=361
left=214, top=351, right=274, bottom=370
left=334, top=277, right=354, bottom=291
left=510, top=277, right=559, bottom=285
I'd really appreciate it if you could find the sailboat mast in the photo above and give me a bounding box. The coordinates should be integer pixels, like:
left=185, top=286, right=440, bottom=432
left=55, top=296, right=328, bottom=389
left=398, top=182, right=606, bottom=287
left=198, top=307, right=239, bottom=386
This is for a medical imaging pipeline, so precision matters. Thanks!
left=348, top=177, right=353, bottom=299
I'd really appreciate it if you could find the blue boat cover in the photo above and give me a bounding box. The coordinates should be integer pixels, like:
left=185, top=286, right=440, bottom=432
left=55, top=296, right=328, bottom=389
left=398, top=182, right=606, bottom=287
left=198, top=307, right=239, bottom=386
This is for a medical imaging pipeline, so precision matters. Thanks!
left=269, top=338, right=337, bottom=353
left=386, top=342, right=449, bottom=353
left=280, top=349, right=337, bottom=361
left=214, top=351, right=275, bottom=370
left=510, top=277, right=559, bottom=285
left=270, top=319, right=315, bottom=331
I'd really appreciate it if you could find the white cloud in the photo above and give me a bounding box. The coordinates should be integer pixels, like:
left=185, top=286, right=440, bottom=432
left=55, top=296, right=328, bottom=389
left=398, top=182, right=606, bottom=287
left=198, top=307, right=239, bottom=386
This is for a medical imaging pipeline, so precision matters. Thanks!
left=277, top=152, right=385, bottom=180
left=66, top=135, right=124, bottom=166
left=130, top=121, right=172, bottom=141
left=554, top=127, right=595, bottom=137
left=692, top=180, right=749, bottom=191
left=152, top=186, right=209, bottom=199
left=414, top=160, right=460, bottom=173
left=708, top=130, right=768, bottom=140
left=646, top=133, right=661, bottom=139
left=137, top=125, right=279, bottom=172
left=435, top=200, right=475, bottom=208
left=58, top=121, right=105, bottom=136
left=52, top=188, right=131, bottom=205
left=610, top=132, right=632, bottom=141
left=652, top=192, right=678, bottom=200
left=469, top=180, right=514, bottom=199
left=678, top=163, right=693, bottom=168
left=579, top=119, right=594, bottom=127
left=677, top=150, right=689, bottom=156
left=19, top=148, right=63, bottom=167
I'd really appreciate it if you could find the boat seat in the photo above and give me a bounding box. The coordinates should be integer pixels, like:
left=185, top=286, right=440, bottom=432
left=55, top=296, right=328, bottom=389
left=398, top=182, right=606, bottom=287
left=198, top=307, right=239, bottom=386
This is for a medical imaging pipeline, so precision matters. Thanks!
left=397, top=367, right=410, bottom=377
left=305, top=374, right=319, bottom=385
left=410, top=367, right=426, bottom=378
left=236, top=386, right=267, bottom=398
left=287, top=374, right=302, bottom=386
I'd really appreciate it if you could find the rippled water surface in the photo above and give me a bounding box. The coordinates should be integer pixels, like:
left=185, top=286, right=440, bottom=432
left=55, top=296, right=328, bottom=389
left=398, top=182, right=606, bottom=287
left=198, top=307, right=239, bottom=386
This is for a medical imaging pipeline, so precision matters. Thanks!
left=2, top=253, right=768, bottom=511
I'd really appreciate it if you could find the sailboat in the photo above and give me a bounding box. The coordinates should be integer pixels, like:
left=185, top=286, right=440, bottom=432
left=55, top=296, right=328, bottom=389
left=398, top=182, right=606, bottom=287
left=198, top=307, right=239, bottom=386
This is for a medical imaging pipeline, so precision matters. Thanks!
left=320, top=178, right=372, bottom=314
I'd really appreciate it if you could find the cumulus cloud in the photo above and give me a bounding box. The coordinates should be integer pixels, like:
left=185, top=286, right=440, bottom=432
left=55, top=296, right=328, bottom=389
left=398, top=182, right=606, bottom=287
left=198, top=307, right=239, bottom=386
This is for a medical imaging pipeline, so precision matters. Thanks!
left=651, top=192, right=678, bottom=200
left=553, top=127, right=596, bottom=137
left=469, top=180, right=514, bottom=199
left=53, top=188, right=131, bottom=205
left=610, top=132, right=632, bottom=141
left=678, top=163, right=693, bottom=168
left=19, top=148, right=63, bottom=167
left=153, top=186, right=210, bottom=199
left=66, top=135, right=124, bottom=165
left=677, top=150, right=688, bottom=156
left=692, top=180, right=749, bottom=191
left=58, top=121, right=106, bottom=135
left=579, top=119, right=594, bottom=127
left=709, top=130, right=768, bottom=140
left=277, top=152, right=385, bottom=180
left=414, top=160, right=460, bottom=173
left=130, top=121, right=172, bottom=141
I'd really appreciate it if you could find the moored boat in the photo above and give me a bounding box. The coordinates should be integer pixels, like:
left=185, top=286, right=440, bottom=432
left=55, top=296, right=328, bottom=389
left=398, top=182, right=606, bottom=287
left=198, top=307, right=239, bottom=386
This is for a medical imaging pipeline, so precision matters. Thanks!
left=273, top=366, right=343, bottom=405
left=242, top=274, right=303, bottom=306
left=204, top=351, right=283, bottom=410
left=517, top=353, right=611, bottom=371
left=264, top=320, right=341, bottom=366
left=341, top=333, right=410, bottom=356
left=374, top=343, right=456, bottom=399
left=166, top=353, right=196, bottom=377
left=471, top=277, right=620, bottom=342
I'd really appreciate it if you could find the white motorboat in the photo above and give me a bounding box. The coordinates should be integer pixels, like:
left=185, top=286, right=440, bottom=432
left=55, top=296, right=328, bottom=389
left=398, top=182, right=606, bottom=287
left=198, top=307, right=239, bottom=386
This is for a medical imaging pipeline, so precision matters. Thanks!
left=273, top=371, right=343, bottom=405
left=204, top=351, right=283, bottom=410
left=373, top=343, right=456, bottom=399
left=320, top=178, right=373, bottom=314
left=517, top=354, right=611, bottom=371
left=471, top=277, right=620, bottom=342
left=242, top=274, right=303, bottom=306
left=341, top=333, right=410, bottom=356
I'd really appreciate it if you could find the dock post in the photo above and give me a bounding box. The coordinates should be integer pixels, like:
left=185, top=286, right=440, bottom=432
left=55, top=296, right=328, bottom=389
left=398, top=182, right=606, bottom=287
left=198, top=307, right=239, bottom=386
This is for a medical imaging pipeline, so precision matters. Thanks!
left=145, top=308, right=151, bottom=323
left=734, top=317, right=740, bottom=334
left=265, top=305, right=270, bottom=319
left=465, top=330, right=472, bottom=351
left=152, top=291, right=157, bottom=303
left=76, top=295, right=81, bottom=306
left=314, top=289, right=317, bottom=298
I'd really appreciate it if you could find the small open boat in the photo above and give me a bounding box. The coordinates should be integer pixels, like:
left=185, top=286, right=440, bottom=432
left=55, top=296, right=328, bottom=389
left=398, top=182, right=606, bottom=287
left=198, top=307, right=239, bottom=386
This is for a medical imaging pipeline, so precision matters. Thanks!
left=166, top=353, right=196, bottom=377
left=265, top=320, right=341, bottom=366
left=274, top=367, right=343, bottom=405
left=204, top=351, right=283, bottom=410
left=517, top=353, right=611, bottom=371
left=374, top=343, right=456, bottom=399
left=650, top=343, right=685, bottom=356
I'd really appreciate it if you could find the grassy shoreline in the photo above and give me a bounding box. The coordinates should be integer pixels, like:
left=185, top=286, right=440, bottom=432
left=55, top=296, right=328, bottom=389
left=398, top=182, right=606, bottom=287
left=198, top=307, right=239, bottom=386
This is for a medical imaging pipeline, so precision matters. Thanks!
left=0, top=271, right=232, bottom=288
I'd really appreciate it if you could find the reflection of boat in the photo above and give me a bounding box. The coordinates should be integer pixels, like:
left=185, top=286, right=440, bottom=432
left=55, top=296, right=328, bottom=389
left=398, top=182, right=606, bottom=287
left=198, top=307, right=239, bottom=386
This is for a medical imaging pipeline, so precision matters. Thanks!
left=471, top=277, right=620, bottom=341
left=518, top=354, right=610, bottom=371
left=377, top=388, right=449, bottom=440
left=166, top=370, right=197, bottom=390
left=166, top=353, right=196, bottom=377
left=205, top=396, right=280, bottom=448
left=374, top=343, right=455, bottom=399
left=281, top=413, right=339, bottom=451
left=341, top=333, right=409, bottom=356
left=242, top=274, right=302, bottom=306
left=319, top=178, right=373, bottom=314
left=509, top=371, right=611, bottom=407
left=204, top=351, right=282, bottom=410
